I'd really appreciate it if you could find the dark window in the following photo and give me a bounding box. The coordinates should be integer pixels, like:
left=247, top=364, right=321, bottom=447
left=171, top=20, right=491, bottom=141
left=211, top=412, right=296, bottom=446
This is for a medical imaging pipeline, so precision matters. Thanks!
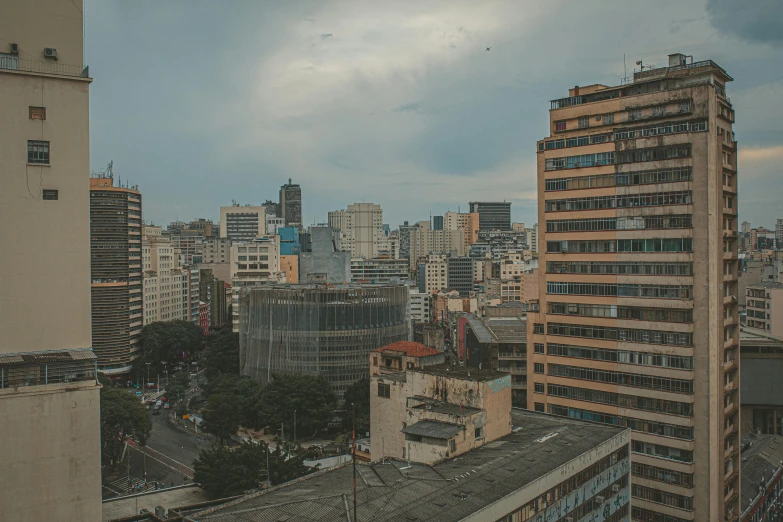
left=474, top=427, right=483, bottom=439
left=377, top=383, right=390, bottom=398
left=534, top=343, right=544, bottom=354
left=534, top=383, right=544, bottom=393
left=534, top=403, right=545, bottom=412
left=449, top=439, right=456, bottom=452
left=534, top=363, right=544, bottom=374
left=533, top=323, right=544, bottom=335
left=28, top=140, right=50, bottom=164
left=42, top=189, right=58, bottom=200
left=29, top=106, right=46, bottom=120
left=555, top=121, right=566, bottom=132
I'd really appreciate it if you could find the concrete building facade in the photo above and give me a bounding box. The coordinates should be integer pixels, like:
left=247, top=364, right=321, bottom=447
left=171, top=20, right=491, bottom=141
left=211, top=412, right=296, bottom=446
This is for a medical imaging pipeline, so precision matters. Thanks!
left=202, top=237, right=231, bottom=264
left=351, top=257, right=409, bottom=283
left=142, top=226, right=187, bottom=325
left=469, top=201, right=512, bottom=231
left=219, top=204, right=266, bottom=241
left=408, top=220, right=465, bottom=269
left=279, top=178, right=302, bottom=227
left=746, top=282, right=783, bottom=336
left=446, top=256, right=474, bottom=297
left=299, top=226, right=352, bottom=284
left=0, top=1, right=102, bottom=519
left=89, top=175, right=143, bottom=374
left=409, top=289, right=431, bottom=324
left=328, top=203, right=384, bottom=259
left=528, top=53, right=739, bottom=521
left=230, top=237, right=284, bottom=332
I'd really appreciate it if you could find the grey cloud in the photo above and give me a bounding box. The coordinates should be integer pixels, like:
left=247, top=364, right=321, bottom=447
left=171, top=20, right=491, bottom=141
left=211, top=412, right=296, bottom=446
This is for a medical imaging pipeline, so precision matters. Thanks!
left=320, top=33, right=332, bottom=39
left=707, top=0, right=783, bottom=46
left=393, top=102, right=422, bottom=113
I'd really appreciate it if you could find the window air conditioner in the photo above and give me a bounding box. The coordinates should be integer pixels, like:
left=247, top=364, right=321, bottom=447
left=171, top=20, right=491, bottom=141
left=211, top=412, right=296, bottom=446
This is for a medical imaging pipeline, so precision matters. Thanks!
left=44, top=47, right=57, bottom=59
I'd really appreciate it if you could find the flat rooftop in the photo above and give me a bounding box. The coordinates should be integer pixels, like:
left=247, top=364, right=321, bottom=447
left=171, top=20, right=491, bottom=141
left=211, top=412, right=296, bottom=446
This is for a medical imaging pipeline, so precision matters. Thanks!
left=408, top=363, right=508, bottom=382
left=741, top=434, right=783, bottom=516
left=188, top=409, right=626, bottom=522
left=102, top=485, right=210, bottom=521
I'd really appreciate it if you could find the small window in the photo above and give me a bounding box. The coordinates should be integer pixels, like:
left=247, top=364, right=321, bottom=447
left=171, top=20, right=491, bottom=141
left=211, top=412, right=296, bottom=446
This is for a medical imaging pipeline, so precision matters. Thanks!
left=42, top=189, right=58, bottom=200
left=533, top=323, right=544, bottom=335
left=534, top=403, right=545, bottom=413
left=534, top=343, right=544, bottom=354
left=578, top=117, right=590, bottom=129
left=534, top=383, right=544, bottom=393
left=28, top=140, right=50, bottom=164
left=372, top=356, right=378, bottom=367
left=534, top=363, right=544, bottom=374
left=475, top=427, right=483, bottom=439
left=555, top=121, right=566, bottom=132
left=29, top=107, right=46, bottom=120
left=449, top=439, right=456, bottom=452
left=377, top=382, right=390, bottom=398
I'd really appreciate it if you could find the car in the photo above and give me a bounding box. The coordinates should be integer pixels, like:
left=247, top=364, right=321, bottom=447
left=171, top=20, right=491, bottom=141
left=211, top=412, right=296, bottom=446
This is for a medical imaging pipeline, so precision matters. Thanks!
left=155, top=400, right=163, bottom=407
left=135, top=391, right=143, bottom=396
left=152, top=405, right=161, bottom=415
left=163, top=402, right=170, bottom=409
left=159, top=396, right=167, bottom=403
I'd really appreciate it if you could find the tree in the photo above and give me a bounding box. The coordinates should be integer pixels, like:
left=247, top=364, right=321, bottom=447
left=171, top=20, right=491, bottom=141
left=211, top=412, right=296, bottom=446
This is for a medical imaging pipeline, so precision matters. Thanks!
left=204, top=332, right=240, bottom=378
left=342, top=377, right=370, bottom=435
left=193, top=441, right=317, bottom=498
left=257, top=374, right=337, bottom=437
left=100, top=386, right=152, bottom=469
left=201, top=392, right=243, bottom=444
left=203, top=374, right=263, bottom=429
left=135, top=320, right=205, bottom=377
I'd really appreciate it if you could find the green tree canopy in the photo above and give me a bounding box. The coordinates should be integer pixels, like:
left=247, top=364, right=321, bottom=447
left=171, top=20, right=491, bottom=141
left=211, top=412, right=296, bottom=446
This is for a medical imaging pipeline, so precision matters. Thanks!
left=100, top=386, right=152, bottom=468
left=203, top=374, right=264, bottom=429
left=134, top=320, right=205, bottom=377
left=204, top=332, right=240, bottom=378
left=342, top=377, right=370, bottom=435
left=193, top=441, right=317, bottom=498
left=201, top=392, right=243, bottom=444
left=258, top=374, right=337, bottom=438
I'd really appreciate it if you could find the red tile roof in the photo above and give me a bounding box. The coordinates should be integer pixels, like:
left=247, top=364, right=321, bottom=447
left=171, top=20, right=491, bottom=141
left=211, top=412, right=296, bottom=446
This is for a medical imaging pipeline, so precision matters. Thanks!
left=374, top=341, right=440, bottom=357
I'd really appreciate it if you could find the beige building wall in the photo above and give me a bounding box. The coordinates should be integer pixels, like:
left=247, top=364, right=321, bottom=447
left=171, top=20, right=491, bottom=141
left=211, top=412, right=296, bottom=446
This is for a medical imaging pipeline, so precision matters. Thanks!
left=143, top=226, right=186, bottom=325
left=0, top=3, right=101, bottom=518
left=409, top=220, right=465, bottom=269
left=219, top=205, right=266, bottom=240
left=528, top=56, right=739, bottom=521
left=230, top=238, right=284, bottom=332
left=280, top=254, right=299, bottom=284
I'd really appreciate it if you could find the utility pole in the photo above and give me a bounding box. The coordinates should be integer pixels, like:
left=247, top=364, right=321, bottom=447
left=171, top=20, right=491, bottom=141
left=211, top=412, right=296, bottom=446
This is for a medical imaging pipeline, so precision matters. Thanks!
left=146, top=362, right=151, bottom=388
left=294, top=410, right=296, bottom=444
left=352, top=403, right=357, bottom=522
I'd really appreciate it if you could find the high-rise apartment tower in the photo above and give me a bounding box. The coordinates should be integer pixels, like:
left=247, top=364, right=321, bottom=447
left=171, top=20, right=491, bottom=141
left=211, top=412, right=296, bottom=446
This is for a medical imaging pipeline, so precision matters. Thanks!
left=0, top=1, right=102, bottom=518
left=528, top=53, right=739, bottom=522
left=469, top=201, right=512, bottom=231
left=279, top=178, right=302, bottom=227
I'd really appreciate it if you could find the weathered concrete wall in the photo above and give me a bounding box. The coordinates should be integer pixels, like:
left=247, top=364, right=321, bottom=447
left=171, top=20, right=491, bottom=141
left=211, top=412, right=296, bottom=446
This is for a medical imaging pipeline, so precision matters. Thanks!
left=0, top=381, right=102, bottom=521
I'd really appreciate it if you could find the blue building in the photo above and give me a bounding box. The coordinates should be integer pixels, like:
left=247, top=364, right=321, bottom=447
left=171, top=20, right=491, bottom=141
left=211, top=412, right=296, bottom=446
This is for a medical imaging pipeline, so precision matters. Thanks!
left=278, top=227, right=301, bottom=255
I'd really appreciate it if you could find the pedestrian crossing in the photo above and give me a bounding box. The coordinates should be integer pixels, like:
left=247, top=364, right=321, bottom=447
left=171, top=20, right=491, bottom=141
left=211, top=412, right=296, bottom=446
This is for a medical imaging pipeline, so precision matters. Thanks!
left=106, top=475, right=159, bottom=495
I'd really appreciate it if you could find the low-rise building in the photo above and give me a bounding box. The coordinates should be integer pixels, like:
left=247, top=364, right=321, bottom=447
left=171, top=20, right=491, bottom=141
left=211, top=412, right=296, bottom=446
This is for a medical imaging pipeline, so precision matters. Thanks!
left=370, top=341, right=444, bottom=377
left=740, top=434, right=783, bottom=522
left=351, top=257, right=409, bottom=283
left=740, top=327, right=783, bottom=435
left=746, top=282, right=783, bottom=335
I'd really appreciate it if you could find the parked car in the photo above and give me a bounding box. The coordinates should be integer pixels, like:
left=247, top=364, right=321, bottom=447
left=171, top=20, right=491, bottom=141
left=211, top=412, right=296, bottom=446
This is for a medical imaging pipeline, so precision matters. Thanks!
left=153, top=404, right=161, bottom=415
left=163, top=402, right=170, bottom=409
left=159, top=396, right=167, bottom=403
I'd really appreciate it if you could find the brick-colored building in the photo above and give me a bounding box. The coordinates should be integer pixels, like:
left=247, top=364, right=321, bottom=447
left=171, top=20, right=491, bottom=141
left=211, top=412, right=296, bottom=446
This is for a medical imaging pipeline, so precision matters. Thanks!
left=370, top=341, right=444, bottom=377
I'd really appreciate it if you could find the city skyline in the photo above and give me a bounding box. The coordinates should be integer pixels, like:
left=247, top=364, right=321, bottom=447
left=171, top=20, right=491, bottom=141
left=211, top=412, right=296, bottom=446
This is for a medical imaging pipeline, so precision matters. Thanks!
left=85, top=0, right=783, bottom=228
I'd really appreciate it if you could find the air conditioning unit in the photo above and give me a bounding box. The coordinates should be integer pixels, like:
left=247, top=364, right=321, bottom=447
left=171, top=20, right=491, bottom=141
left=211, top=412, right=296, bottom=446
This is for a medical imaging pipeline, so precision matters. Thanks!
left=44, top=47, right=57, bottom=59
left=595, top=495, right=605, bottom=504
left=612, top=484, right=621, bottom=493
left=10, top=43, right=19, bottom=54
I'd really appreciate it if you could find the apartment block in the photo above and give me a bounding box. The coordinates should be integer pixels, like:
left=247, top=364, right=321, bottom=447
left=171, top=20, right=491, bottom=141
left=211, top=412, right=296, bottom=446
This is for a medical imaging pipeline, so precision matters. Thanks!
left=351, top=257, right=409, bottom=283
left=90, top=175, right=143, bottom=374
left=528, top=53, right=739, bottom=521
left=186, top=267, right=200, bottom=324
left=746, top=282, right=783, bottom=336
left=220, top=204, right=266, bottom=241
left=199, top=268, right=229, bottom=328
left=444, top=211, right=479, bottom=253
left=142, top=226, right=187, bottom=325
left=202, top=237, right=231, bottom=264
left=230, top=237, right=285, bottom=332
left=469, top=201, right=511, bottom=231
left=0, top=1, right=101, bottom=519
left=418, top=254, right=448, bottom=295
left=446, top=256, right=474, bottom=297
left=408, top=220, right=465, bottom=269
left=408, top=289, right=431, bottom=324
left=328, top=203, right=384, bottom=259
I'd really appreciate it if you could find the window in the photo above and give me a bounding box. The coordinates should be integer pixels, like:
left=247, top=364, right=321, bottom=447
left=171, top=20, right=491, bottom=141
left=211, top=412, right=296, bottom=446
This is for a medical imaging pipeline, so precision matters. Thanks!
left=534, top=343, right=544, bottom=354
left=449, top=439, right=456, bottom=452
left=42, top=189, right=58, bottom=200
left=555, top=121, right=566, bottom=132
left=533, top=323, right=544, bottom=335
left=534, top=403, right=545, bottom=412
left=372, top=356, right=378, bottom=367
left=534, top=363, right=544, bottom=374
left=603, top=113, right=614, bottom=125
left=377, top=383, right=390, bottom=398
left=28, top=140, right=50, bottom=164
left=578, top=116, right=590, bottom=129
left=534, top=383, right=544, bottom=393
left=29, top=106, right=46, bottom=120
left=474, top=427, right=483, bottom=439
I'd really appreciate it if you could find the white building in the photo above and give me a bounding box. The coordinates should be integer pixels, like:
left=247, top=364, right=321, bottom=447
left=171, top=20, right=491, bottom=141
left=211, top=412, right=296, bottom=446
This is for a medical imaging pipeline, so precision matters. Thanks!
left=143, top=226, right=187, bottom=325
left=420, top=254, right=448, bottom=295
left=220, top=204, right=266, bottom=241
left=351, top=257, right=409, bottom=283
left=266, top=215, right=285, bottom=235
left=230, top=237, right=286, bottom=332
left=409, top=220, right=465, bottom=269
left=409, top=289, right=431, bottom=323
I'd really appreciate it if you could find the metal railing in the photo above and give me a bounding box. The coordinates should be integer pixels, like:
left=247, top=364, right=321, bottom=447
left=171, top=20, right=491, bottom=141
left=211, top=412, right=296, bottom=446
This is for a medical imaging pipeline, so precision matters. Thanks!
left=0, top=54, right=89, bottom=78
left=0, top=349, right=97, bottom=389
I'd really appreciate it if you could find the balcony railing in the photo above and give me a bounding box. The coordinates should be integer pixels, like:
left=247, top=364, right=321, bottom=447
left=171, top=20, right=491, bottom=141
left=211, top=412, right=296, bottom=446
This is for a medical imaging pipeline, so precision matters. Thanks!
left=0, top=54, right=89, bottom=78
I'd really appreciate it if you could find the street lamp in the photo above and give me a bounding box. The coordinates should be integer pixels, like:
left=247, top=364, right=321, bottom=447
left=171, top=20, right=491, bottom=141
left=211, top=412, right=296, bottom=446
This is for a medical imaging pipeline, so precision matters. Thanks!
left=145, top=362, right=151, bottom=387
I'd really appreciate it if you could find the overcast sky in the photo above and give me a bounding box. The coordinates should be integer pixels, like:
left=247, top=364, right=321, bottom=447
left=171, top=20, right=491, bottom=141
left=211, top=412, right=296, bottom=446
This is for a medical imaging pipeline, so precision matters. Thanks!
left=86, top=0, right=783, bottom=229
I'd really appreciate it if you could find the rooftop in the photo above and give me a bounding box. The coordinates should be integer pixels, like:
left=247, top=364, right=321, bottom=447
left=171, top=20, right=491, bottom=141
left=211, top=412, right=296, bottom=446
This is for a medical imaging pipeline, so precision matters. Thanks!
left=408, top=363, right=508, bottom=383
left=402, top=419, right=464, bottom=440
left=740, top=326, right=783, bottom=344
left=187, top=409, right=626, bottom=522
left=741, top=434, right=783, bottom=517
left=102, top=485, right=211, bottom=521
left=465, top=315, right=526, bottom=344
left=408, top=396, right=483, bottom=417
left=748, top=281, right=783, bottom=290
left=375, top=341, right=440, bottom=358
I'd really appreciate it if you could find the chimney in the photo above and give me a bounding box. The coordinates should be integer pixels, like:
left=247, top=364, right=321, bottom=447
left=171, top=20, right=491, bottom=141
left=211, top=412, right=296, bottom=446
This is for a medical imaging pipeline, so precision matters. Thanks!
left=573, top=85, right=580, bottom=96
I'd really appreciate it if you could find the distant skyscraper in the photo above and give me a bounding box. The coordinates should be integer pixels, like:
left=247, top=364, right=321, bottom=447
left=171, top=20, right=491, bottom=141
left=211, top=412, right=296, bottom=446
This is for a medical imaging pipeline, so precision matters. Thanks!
left=469, top=201, right=511, bottom=231
left=262, top=199, right=280, bottom=219
left=90, top=174, right=142, bottom=374
left=279, top=178, right=302, bottom=227
left=432, top=215, right=444, bottom=230
left=529, top=53, right=738, bottom=521
left=776, top=219, right=783, bottom=248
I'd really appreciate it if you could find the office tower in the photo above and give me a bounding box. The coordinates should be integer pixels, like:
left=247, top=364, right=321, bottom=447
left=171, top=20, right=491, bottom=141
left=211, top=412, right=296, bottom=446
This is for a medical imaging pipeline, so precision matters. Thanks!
left=777, top=219, right=783, bottom=249
left=528, top=53, right=738, bottom=521
left=741, top=221, right=751, bottom=235
left=279, top=178, right=302, bottom=227
left=398, top=221, right=417, bottom=259
left=0, top=2, right=101, bottom=519
left=328, top=203, right=384, bottom=259
left=432, top=215, right=444, bottom=230
left=469, top=201, right=512, bottom=231
left=220, top=204, right=266, bottom=241
left=90, top=174, right=143, bottom=374
left=262, top=199, right=280, bottom=220
left=447, top=257, right=474, bottom=297
left=142, top=226, right=187, bottom=325
left=230, top=237, right=285, bottom=332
